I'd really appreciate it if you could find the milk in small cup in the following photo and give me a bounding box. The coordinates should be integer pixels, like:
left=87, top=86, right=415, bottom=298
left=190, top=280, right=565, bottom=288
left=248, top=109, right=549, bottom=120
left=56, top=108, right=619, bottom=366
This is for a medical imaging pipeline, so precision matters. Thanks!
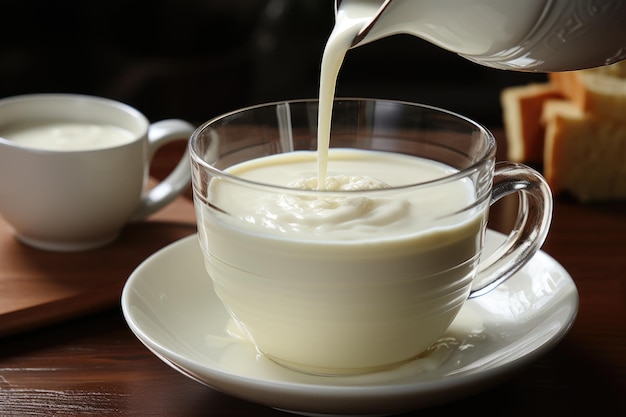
left=190, top=99, right=552, bottom=375
left=0, top=94, right=195, bottom=252
left=1, top=122, right=136, bottom=151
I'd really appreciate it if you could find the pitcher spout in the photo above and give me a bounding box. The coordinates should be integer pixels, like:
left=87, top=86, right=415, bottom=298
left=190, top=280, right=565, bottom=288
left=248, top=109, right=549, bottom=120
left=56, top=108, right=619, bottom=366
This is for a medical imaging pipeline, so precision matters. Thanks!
left=334, top=0, right=392, bottom=48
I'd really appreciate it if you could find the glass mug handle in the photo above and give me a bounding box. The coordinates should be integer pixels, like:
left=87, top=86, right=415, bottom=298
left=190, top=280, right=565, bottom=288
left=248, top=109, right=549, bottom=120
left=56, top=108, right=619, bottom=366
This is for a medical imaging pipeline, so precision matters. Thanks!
left=469, top=162, right=553, bottom=298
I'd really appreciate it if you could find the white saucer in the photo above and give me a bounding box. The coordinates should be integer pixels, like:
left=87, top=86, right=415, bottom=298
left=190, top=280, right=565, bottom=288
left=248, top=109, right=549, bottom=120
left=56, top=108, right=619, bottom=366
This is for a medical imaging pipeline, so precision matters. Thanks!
left=121, top=230, right=578, bottom=416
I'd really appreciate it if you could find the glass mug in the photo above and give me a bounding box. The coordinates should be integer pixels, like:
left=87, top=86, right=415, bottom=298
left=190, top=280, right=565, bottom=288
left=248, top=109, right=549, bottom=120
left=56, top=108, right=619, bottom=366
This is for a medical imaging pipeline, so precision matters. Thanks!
left=190, top=98, right=552, bottom=375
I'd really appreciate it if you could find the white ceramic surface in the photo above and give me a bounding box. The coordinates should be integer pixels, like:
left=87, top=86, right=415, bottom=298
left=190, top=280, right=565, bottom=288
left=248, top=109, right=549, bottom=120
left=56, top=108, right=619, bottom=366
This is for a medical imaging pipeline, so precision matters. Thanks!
left=121, top=230, right=578, bottom=416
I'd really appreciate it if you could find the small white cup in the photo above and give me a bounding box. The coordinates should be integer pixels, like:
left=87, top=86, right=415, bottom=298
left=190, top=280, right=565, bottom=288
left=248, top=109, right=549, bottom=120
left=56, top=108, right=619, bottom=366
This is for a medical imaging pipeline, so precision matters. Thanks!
left=0, top=93, right=195, bottom=251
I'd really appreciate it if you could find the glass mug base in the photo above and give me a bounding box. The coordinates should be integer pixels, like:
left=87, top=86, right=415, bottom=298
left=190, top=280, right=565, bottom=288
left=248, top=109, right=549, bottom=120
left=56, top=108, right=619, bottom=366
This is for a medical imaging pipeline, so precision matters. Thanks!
left=227, top=315, right=449, bottom=377
left=266, top=353, right=418, bottom=377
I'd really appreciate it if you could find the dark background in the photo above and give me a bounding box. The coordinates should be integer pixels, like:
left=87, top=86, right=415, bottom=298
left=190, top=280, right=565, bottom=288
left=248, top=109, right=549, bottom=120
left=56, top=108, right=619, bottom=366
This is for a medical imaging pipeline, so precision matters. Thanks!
left=0, top=0, right=547, bottom=127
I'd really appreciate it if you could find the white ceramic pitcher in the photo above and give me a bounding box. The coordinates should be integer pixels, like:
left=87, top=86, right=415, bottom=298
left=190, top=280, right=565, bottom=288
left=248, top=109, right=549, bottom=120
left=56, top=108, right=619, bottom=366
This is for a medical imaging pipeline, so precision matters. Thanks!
left=336, top=0, right=626, bottom=71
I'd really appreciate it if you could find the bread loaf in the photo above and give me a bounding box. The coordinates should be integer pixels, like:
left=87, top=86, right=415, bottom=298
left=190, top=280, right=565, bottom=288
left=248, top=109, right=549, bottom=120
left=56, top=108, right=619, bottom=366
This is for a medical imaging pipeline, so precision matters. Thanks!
left=500, top=83, right=563, bottom=163
left=500, top=60, right=626, bottom=201
left=550, top=64, right=626, bottom=123
left=542, top=99, right=626, bottom=201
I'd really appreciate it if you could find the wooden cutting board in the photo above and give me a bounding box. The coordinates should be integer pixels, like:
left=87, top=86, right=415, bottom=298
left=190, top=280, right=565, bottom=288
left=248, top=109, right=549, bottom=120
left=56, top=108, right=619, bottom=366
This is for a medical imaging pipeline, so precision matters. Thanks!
left=0, top=189, right=197, bottom=337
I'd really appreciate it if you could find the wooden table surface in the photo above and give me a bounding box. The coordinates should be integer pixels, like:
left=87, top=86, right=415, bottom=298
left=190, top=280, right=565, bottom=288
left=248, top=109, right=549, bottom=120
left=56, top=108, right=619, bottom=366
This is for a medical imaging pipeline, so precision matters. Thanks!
left=1, top=135, right=625, bottom=417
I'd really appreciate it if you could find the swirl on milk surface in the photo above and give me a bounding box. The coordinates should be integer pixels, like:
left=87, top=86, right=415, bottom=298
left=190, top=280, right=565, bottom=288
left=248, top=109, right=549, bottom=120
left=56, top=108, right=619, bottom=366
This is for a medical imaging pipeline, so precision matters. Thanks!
left=216, top=149, right=477, bottom=240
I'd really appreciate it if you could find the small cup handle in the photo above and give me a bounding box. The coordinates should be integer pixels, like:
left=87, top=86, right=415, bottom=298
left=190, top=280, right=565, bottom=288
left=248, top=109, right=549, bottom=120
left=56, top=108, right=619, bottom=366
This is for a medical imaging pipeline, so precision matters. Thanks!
left=469, top=162, right=553, bottom=298
left=130, top=119, right=195, bottom=221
